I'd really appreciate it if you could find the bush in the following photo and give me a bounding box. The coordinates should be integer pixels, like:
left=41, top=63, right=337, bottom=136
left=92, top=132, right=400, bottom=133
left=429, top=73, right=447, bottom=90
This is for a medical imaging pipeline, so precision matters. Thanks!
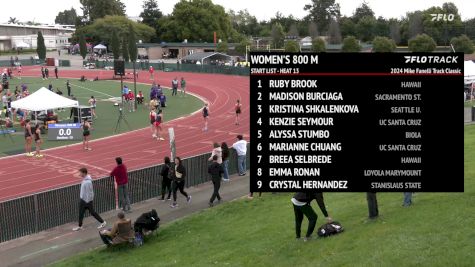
left=408, top=34, right=436, bottom=52
left=312, top=37, right=326, bottom=52
left=372, top=36, right=396, bottom=52
left=342, top=36, right=361, bottom=52
left=284, top=40, right=299, bottom=52
left=451, top=35, right=475, bottom=54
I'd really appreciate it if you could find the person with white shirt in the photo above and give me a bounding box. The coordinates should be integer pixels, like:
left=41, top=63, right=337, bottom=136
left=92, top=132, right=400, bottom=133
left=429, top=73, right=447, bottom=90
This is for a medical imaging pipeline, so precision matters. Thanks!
left=73, top=168, right=107, bottom=231
left=232, top=135, right=247, bottom=176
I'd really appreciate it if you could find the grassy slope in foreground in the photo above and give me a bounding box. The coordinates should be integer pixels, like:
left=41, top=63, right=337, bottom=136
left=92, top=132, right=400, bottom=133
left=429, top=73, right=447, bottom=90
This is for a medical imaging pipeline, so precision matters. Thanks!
left=51, top=126, right=475, bottom=267
left=0, top=77, right=203, bottom=156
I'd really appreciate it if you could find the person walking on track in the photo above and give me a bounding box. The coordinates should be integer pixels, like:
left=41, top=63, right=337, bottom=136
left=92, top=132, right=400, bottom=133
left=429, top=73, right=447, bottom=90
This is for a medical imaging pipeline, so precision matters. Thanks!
left=73, top=168, right=107, bottom=231
left=170, top=157, right=191, bottom=208
left=82, top=119, right=92, bottom=151
left=33, top=124, right=43, bottom=158
left=235, top=99, right=242, bottom=125
left=202, top=103, right=209, bottom=131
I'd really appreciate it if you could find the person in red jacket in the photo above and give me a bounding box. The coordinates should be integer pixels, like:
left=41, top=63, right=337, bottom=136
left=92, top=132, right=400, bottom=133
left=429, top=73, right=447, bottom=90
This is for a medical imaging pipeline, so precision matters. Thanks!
left=110, top=157, right=131, bottom=212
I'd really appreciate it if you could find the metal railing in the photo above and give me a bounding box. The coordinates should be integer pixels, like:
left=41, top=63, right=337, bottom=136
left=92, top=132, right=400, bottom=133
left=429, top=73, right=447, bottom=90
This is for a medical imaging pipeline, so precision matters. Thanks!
left=0, top=145, right=250, bottom=243
left=86, top=60, right=250, bottom=76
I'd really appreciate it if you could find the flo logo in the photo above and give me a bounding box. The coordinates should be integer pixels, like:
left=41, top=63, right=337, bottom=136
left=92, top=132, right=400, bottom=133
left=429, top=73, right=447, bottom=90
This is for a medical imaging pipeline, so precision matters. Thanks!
left=430, top=14, right=455, bottom=21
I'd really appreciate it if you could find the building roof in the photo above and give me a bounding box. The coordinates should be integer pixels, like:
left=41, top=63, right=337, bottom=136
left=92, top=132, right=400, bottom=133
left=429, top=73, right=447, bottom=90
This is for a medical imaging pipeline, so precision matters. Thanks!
left=182, top=52, right=231, bottom=62
left=0, top=23, right=75, bottom=31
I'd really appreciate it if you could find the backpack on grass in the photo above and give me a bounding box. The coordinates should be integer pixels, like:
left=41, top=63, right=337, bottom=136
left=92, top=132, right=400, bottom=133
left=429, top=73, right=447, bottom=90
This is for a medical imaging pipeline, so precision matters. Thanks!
left=317, top=221, right=344, bottom=237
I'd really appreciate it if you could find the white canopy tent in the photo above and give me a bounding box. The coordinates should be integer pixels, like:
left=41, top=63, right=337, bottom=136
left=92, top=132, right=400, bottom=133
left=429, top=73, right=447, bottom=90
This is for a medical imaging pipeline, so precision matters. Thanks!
left=11, top=87, right=79, bottom=112
left=93, top=44, right=107, bottom=51
left=465, top=60, right=475, bottom=85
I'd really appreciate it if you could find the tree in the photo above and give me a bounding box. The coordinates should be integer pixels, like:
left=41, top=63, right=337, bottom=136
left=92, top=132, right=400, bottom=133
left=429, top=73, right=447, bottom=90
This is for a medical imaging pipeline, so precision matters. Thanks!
left=464, top=18, right=475, bottom=41
left=284, top=40, right=300, bottom=52
left=36, top=31, right=46, bottom=60
left=140, top=0, right=163, bottom=42
left=304, top=0, right=341, bottom=34
left=356, top=16, right=376, bottom=42
left=342, top=36, right=361, bottom=52
left=55, top=8, right=78, bottom=25
left=327, top=19, right=342, bottom=44
left=8, top=17, right=19, bottom=24
left=79, top=0, right=126, bottom=24
left=372, top=36, right=396, bottom=52
left=288, top=24, right=299, bottom=38
left=271, top=23, right=285, bottom=48
left=312, top=37, right=326, bottom=52
left=235, top=39, right=251, bottom=55
left=408, top=34, right=436, bottom=52
left=128, top=24, right=138, bottom=62
left=308, top=21, right=319, bottom=38
left=216, top=42, right=228, bottom=53
left=451, top=35, right=475, bottom=54
left=122, top=36, right=129, bottom=62
left=158, top=0, right=239, bottom=43
left=74, top=16, right=155, bottom=44
left=408, top=11, right=423, bottom=39
left=79, top=33, right=87, bottom=60
left=228, top=9, right=260, bottom=37
left=340, top=16, right=356, bottom=38
left=111, top=31, right=120, bottom=59
left=389, top=19, right=401, bottom=45
left=352, top=2, right=374, bottom=23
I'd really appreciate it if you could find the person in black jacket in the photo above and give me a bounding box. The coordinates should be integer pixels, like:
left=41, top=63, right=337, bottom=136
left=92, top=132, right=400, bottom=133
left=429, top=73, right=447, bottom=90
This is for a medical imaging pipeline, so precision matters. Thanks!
left=291, top=192, right=332, bottom=241
left=159, top=157, right=173, bottom=201
left=170, top=157, right=191, bottom=208
left=208, top=155, right=224, bottom=207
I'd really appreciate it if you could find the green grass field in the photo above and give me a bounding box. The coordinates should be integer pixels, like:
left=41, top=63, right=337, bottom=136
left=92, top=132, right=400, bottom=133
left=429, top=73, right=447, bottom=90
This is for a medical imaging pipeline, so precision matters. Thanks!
left=0, top=77, right=203, bottom=156
left=50, top=126, right=475, bottom=266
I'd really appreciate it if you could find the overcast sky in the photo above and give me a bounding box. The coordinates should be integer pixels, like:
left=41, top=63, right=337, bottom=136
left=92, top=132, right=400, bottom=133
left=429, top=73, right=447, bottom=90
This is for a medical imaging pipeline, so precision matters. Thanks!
left=1, top=0, right=473, bottom=24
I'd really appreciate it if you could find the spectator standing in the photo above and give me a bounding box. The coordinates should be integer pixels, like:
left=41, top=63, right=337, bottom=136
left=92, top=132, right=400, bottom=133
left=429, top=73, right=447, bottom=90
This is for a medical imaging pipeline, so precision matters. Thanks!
left=366, top=192, right=379, bottom=219
left=221, top=142, right=230, bottom=182
left=110, top=157, right=131, bottom=212
left=66, top=80, right=72, bottom=96
left=159, top=157, right=172, bottom=201
left=149, top=66, right=154, bottom=80
left=44, top=68, right=49, bottom=79
left=54, top=66, right=58, bottom=79
left=159, top=92, right=166, bottom=108
left=208, top=143, right=222, bottom=164
left=403, top=192, right=413, bottom=207
left=180, top=77, right=186, bottom=97
left=232, top=135, right=247, bottom=176
left=17, top=65, right=22, bottom=80
left=73, top=168, right=107, bottom=231
left=41, top=67, right=45, bottom=80
left=171, top=77, right=178, bottom=96
left=127, top=90, right=135, bottom=112
left=292, top=192, right=332, bottom=241
left=24, top=119, right=33, bottom=156
left=208, top=155, right=224, bottom=207
left=88, top=96, right=97, bottom=118
left=170, top=157, right=191, bottom=208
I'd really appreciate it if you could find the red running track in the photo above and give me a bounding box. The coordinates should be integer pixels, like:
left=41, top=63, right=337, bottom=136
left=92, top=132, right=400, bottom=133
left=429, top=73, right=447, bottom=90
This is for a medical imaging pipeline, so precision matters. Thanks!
left=0, top=67, right=250, bottom=202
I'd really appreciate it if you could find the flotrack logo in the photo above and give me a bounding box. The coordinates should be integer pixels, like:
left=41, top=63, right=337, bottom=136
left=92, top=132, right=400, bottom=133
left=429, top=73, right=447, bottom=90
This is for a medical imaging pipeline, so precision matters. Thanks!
left=404, top=56, right=458, bottom=64
left=430, top=14, right=455, bottom=21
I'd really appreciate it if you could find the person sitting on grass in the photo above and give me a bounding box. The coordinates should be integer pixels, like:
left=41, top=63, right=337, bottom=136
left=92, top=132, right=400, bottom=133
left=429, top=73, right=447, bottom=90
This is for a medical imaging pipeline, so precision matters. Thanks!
left=99, top=211, right=134, bottom=247
left=137, top=91, right=144, bottom=105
